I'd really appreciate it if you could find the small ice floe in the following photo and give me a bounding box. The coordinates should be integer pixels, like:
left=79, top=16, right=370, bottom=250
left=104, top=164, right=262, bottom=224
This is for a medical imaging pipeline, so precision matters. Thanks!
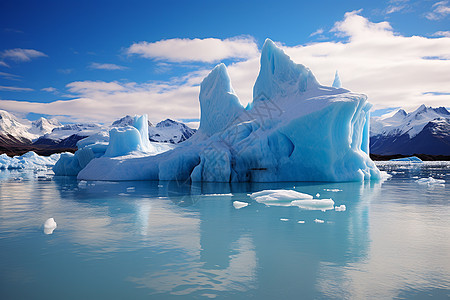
left=126, top=187, right=135, bottom=192
left=203, top=193, right=233, bottom=197
left=43, top=218, right=57, bottom=235
left=314, top=219, right=325, bottom=224
left=36, top=174, right=52, bottom=181
left=250, top=189, right=313, bottom=207
left=412, top=176, right=419, bottom=179
left=416, top=177, right=445, bottom=187
left=118, top=193, right=129, bottom=196
left=290, top=199, right=335, bottom=211
left=233, top=201, right=249, bottom=209
left=280, top=218, right=289, bottom=222
left=335, top=205, right=346, bottom=212
left=323, top=188, right=342, bottom=192
left=250, top=189, right=335, bottom=211
left=157, top=185, right=163, bottom=188
left=297, top=220, right=305, bottom=224
left=316, top=193, right=320, bottom=197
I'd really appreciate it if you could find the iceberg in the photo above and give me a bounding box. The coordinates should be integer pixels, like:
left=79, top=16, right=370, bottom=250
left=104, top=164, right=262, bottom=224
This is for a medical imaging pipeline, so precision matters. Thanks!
left=54, top=114, right=173, bottom=176
left=0, top=151, right=60, bottom=170
left=75, top=39, right=380, bottom=182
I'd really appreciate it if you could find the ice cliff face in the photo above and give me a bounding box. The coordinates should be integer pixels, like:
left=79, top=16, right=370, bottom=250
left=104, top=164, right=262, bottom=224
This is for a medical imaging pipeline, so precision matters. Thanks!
left=75, top=39, right=380, bottom=182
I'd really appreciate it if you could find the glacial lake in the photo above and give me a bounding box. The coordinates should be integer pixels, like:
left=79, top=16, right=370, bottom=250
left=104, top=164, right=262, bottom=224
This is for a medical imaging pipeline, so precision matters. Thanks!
left=0, top=162, right=449, bottom=299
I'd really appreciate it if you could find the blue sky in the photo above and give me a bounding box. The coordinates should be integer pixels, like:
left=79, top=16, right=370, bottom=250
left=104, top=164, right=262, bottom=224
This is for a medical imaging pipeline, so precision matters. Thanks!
left=0, top=0, right=449, bottom=124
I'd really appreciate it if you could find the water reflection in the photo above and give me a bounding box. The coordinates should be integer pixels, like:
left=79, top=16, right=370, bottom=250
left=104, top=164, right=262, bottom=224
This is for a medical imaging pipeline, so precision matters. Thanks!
left=0, top=165, right=449, bottom=299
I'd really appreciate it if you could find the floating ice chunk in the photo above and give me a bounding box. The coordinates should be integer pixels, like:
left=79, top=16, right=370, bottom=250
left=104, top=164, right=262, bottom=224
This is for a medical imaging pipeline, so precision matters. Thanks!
left=316, top=193, right=320, bottom=197
left=416, top=177, right=445, bottom=186
left=314, top=219, right=324, bottom=223
left=250, top=189, right=313, bottom=206
left=280, top=218, right=289, bottom=221
left=390, top=156, right=422, bottom=163
left=43, top=218, right=57, bottom=235
left=127, top=187, right=135, bottom=192
left=78, top=180, right=87, bottom=188
left=323, top=189, right=342, bottom=192
left=203, top=193, right=233, bottom=197
left=118, top=193, right=129, bottom=196
left=297, top=220, right=305, bottom=224
left=335, top=205, right=346, bottom=212
left=290, top=199, right=335, bottom=211
left=233, top=201, right=249, bottom=209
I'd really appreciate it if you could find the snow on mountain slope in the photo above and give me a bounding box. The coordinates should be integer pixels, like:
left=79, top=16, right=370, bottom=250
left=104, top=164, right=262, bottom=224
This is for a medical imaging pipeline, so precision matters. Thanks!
left=371, top=105, right=450, bottom=138
left=370, top=105, right=450, bottom=155
left=29, top=117, right=62, bottom=136
left=76, top=39, right=380, bottom=182
left=33, top=123, right=106, bottom=148
left=149, top=119, right=196, bottom=143
left=0, top=110, right=37, bottom=142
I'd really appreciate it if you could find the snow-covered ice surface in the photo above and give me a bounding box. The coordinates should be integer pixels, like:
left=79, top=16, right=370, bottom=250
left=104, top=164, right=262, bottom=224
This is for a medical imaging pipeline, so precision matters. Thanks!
left=77, top=39, right=380, bottom=182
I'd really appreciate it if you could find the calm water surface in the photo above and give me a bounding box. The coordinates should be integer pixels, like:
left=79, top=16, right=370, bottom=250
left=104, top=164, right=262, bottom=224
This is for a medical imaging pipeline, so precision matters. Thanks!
left=0, top=162, right=449, bottom=299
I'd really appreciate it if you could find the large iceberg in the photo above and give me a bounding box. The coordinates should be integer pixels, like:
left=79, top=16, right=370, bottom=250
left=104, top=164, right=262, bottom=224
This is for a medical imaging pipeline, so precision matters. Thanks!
left=74, top=39, right=380, bottom=182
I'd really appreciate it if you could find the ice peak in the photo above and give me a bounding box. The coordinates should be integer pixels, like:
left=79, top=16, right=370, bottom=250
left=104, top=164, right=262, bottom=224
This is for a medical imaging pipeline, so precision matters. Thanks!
left=198, top=63, right=244, bottom=136
left=332, top=70, right=342, bottom=88
left=253, top=39, right=319, bottom=103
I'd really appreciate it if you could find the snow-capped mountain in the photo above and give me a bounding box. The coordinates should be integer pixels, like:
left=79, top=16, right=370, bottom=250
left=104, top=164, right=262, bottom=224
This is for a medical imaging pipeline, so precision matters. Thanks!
left=113, top=116, right=195, bottom=144
left=29, top=117, right=61, bottom=136
left=0, top=110, right=37, bottom=143
left=33, top=123, right=106, bottom=148
left=149, top=119, right=196, bottom=143
left=370, top=105, right=450, bottom=155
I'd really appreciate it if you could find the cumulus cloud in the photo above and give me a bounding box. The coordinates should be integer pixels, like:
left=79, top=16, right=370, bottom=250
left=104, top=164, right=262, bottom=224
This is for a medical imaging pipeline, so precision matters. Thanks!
left=425, top=1, right=450, bottom=20
left=0, top=48, right=47, bottom=62
left=126, top=36, right=259, bottom=63
left=89, top=62, right=128, bottom=70
left=0, top=85, right=33, bottom=92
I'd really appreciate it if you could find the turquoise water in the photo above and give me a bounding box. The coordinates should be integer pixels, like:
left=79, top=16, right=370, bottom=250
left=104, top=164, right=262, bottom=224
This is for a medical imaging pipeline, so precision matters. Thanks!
left=0, top=162, right=449, bottom=299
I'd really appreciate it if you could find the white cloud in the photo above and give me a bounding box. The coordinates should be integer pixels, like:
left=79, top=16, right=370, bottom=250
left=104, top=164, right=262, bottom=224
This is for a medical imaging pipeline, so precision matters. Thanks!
left=126, top=36, right=259, bottom=63
left=89, top=62, right=128, bottom=70
left=41, top=87, right=57, bottom=93
left=0, top=48, right=47, bottom=62
left=0, top=71, right=21, bottom=80
left=432, top=30, right=450, bottom=37
left=0, top=61, right=9, bottom=67
left=425, top=1, right=450, bottom=20
left=310, top=28, right=324, bottom=37
left=0, top=85, right=33, bottom=92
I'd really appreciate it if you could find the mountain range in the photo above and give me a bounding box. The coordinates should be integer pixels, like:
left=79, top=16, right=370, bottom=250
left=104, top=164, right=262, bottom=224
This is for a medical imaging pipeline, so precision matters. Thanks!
left=0, top=104, right=448, bottom=158
left=370, top=105, right=450, bottom=156
left=0, top=110, right=196, bottom=156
